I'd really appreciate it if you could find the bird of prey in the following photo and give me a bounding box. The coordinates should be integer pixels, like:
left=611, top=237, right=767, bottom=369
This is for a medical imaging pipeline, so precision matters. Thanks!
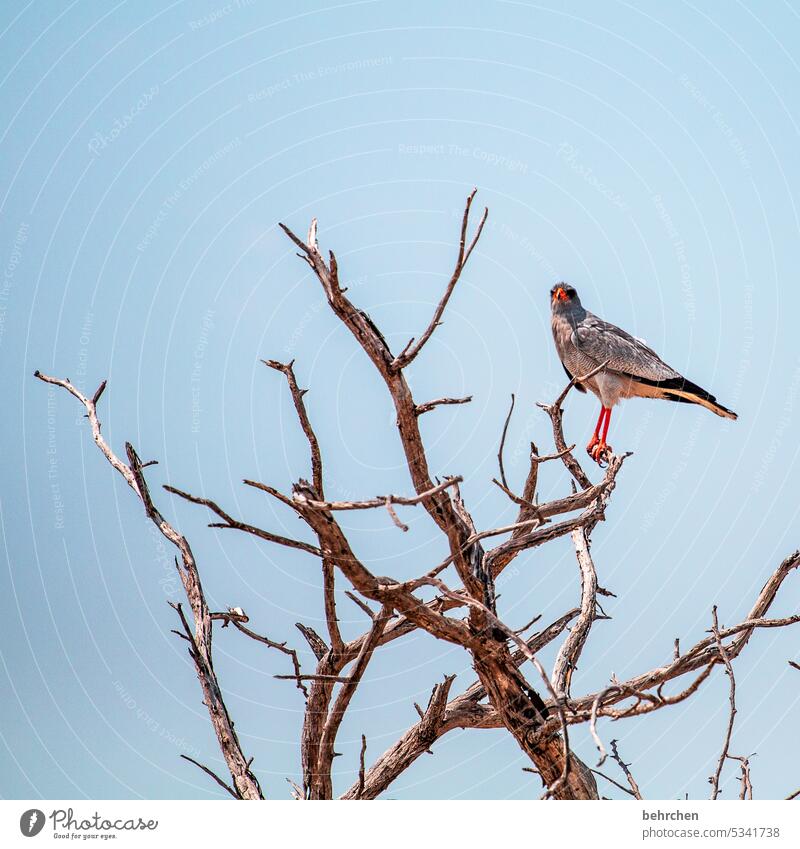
left=550, top=283, right=736, bottom=464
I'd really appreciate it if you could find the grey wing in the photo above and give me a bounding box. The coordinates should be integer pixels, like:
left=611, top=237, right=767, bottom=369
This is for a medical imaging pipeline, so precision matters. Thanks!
left=572, top=312, right=680, bottom=381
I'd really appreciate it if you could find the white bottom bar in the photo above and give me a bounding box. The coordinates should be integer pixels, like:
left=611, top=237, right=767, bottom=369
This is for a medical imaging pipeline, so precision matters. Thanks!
left=3, top=800, right=797, bottom=848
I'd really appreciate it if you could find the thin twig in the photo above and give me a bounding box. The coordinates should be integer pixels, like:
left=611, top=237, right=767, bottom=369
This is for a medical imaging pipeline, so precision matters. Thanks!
left=263, top=359, right=324, bottom=497
left=392, top=189, right=487, bottom=369
left=163, top=485, right=321, bottom=557
left=357, top=735, right=367, bottom=799
left=275, top=673, right=352, bottom=683
left=497, top=393, right=516, bottom=491
left=344, top=591, right=379, bottom=621
left=537, top=361, right=610, bottom=488
left=295, top=623, right=329, bottom=660
left=416, top=395, right=473, bottom=415
left=609, top=739, right=642, bottom=800
left=590, top=767, right=636, bottom=797
left=710, top=606, right=737, bottom=800
left=321, top=557, right=344, bottom=654
left=229, top=621, right=308, bottom=699
left=590, top=686, right=619, bottom=767
left=180, top=755, right=240, bottom=799
left=292, top=476, right=462, bottom=512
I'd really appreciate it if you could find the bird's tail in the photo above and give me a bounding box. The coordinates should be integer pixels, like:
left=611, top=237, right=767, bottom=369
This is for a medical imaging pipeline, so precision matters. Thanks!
left=643, top=376, right=738, bottom=420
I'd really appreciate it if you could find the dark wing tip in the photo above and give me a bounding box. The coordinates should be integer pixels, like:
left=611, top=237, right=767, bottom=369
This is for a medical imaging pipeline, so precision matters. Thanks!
left=638, top=374, right=737, bottom=419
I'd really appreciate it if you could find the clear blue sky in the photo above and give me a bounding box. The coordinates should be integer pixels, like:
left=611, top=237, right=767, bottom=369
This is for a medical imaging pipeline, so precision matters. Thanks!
left=1, top=0, right=799, bottom=801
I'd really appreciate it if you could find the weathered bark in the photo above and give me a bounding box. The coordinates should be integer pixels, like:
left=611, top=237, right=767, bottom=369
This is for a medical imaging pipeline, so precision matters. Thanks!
left=471, top=639, right=598, bottom=799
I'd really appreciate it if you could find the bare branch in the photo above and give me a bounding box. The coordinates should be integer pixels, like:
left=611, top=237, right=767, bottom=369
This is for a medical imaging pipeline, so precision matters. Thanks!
left=290, top=480, right=476, bottom=649
left=514, top=614, right=542, bottom=635
left=529, top=553, right=800, bottom=734
left=417, top=575, right=593, bottom=800
left=384, top=498, right=409, bottom=532
left=344, top=591, right=378, bottom=621
left=728, top=755, right=754, bottom=800
left=35, top=372, right=263, bottom=800
left=340, top=675, right=458, bottom=800
left=590, top=767, right=637, bottom=797
left=552, top=526, right=599, bottom=698
left=537, top=361, right=611, bottom=489
left=317, top=605, right=392, bottom=783
left=37, top=194, right=800, bottom=808
left=356, top=735, right=367, bottom=799
left=710, top=606, right=737, bottom=800
left=262, top=359, right=324, bottom=497
left=91, top=379, right=107, bottom=406
left=279, top=207, right=490, bottom=604
left=275, top=673, right=352, bottom=683
left=340, top=608, right=582, bottom=800
left=589, top=686, right=618, bottom=767
left=415, top=395, right=473, bottom=415
left=486, top=453, right=628, bottom=577
left=322, top=557, right=344, bottom=654
left=227, top=620, right=308, bottom=699
left=242, top=478, right=298, bottom=508
left=292, top=476, right=463, bottom=513
left=497, top=393, right=516, bottom=491
left=295, top=623, right=329, bottom=660
left=180, top=755, right=239, bottom=799
left=609, top=739, right=642, bottom=800
left=392, top=189, right=487, bottom=369
left=163, top=484, right=321, bottom=557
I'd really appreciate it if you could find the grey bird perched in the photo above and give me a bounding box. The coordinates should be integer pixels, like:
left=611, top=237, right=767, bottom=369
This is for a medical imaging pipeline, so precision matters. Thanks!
left=550, top=283, right=737, bottom=464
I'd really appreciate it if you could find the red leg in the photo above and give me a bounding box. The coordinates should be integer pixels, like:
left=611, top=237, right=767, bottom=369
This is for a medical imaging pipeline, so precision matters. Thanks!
left=592, top=407, right=605, bottom=439
left=589, top=407, right=613, bottom=465
left=586, top=407, right=606, bottom=455
left=600, top=406, right=611, bottom=444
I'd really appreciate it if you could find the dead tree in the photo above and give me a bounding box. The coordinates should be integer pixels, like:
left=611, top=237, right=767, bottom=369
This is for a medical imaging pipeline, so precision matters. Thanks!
left=35, top=192, right=800, bottom=800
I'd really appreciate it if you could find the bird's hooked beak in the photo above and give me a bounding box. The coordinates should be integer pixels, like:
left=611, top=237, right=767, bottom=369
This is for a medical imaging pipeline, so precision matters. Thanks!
left=552, top=286, right=569, bottom=303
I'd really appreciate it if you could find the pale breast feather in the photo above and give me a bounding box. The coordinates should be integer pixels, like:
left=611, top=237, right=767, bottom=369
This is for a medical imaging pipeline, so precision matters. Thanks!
left=571, top=313, right=679, bottom=382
